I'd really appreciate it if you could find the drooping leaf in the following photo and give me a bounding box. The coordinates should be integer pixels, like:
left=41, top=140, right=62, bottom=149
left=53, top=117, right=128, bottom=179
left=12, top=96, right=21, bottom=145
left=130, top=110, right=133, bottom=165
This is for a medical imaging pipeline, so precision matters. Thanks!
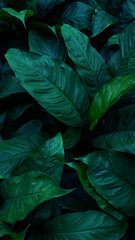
left=93, top=104, right=135, bottom=154
left=83, top=150, right=135, bottom=217
left=5, top=49, right=90, bottom=127
left=61, top=24, right=110, bottom=97
left=56, top=2, right=94, bottom=30
left=62, top=126, right=82, bottom=150
left=0, top=132, right=45, bottom=179
left=91, top=3, right=118, bottom=37
left=43, top=210, right=128, bottom=240
left=0, top=8, right=27, bottom=27
left=13, top=133, right=65, bottom=184
left=68, top=162, right=124, bottom=221
left=88, top=75, right=135, bottom=130
left=0, top=170, right=73, bottom=223
left=29, top=26, right=66, bottom=60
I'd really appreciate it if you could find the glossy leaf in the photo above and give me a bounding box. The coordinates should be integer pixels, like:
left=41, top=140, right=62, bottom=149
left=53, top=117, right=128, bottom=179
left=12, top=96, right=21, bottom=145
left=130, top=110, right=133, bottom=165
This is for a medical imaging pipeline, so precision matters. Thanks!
left=61, top=24, right=110, bottom=97
left=13, top=133, right=65, bottom=183
left=0, top=8, right=27, bottom=27
left=44, top=210, right=128, bottom=240
left=68, top=162, right=124, bottom=221
left=0, top=132, right=45, bottom=179
left=0, top=170, right=72, bottom=223
left=5, top=49, right=90, bottom=127
left=93, top=104, right=135, bottom=154
left=84, top=150, right=135, bottom=217
left=88, top=75, right=135, bottom=130
left=62, top=126, right=82, bottom=150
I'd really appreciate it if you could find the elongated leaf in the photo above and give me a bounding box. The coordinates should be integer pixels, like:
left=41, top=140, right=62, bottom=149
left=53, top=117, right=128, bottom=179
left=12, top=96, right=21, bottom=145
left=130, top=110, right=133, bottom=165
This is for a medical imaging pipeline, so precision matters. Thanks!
left=57, top=2, right=93, bottom=30
left=0, top=8, right=26, bottom=27
left=43, top=210, right=128, bottom=240
left=88, top=75, right=135, bottom=130
left=91, top=3, right=117, bottom=37
left=13, top=133, right=64, bottom=183
left=0, top=170, right=72, bottom=223
left=62, top=127, right=82, bottom=150
left=5, top=49, right=90, bottom=127
left=68, top=162, right=124, bottom=221
left=0, top=132, right=45, bottom=179
left=93, top=104, right=135, bottom=154
left=61, top=24, right=110, bottom=97
left=29, top=27, right=66, bottom=60
left=85, top=150, right=135, bottom=217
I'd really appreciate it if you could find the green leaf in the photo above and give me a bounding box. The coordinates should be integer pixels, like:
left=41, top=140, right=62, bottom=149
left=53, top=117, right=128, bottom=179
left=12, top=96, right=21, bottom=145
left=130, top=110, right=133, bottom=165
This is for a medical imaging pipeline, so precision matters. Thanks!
left=29, top=27, right=66, bottom=60
left=0, top=8, right=27, bottom=27
left=84, top=150, right=135, bottom=217
left=88, top=75, right=135, bottom=130
left=61, top=24, right=110, bottom=97
left=13, top=133, right=65, bottom=184
left=0, top=221, right=28, bottom=239
left=128, top=0, right=135, bottom=17
left=5, top=49, right=90, bottom=127
left=0, top=112, right=6, bottom=131
left=93, top=104, right=135, bottom=154
left=30, top=0, right=57, bottom=18
left=91, top=3, right=117, bottom=37
left=43, top=210, right=128, bottom=240
left=57, top=2, right=94, bottom=30
left=62, top=127, right=82, bottom=150
left=0, top=170, right=73, bottom=223
left=68, top=162, right=124, bottom=221
left=11, top=120, right=43, bottom=137
left=0, top=132, right=45, bottom=179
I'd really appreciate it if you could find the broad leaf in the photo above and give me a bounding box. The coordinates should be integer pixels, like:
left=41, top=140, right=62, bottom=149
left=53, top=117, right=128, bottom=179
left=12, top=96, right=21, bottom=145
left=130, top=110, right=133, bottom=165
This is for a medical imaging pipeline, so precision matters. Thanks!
left=88, top=75, right=135, bottom=130
left=0, top=132, right=45, bottom=179
left=0, top=170, right=72, bottom=223
left=0, top=8, right=27, bottom=27
left=5, top=49, right=90, bottom=127
left=43, top=210, right=128, bottom=240
left=31, top=0, right=57, bottom=18
left=93, top=104, right=135, bottom=154
left=62, top=127, right=82, bottom=150
left=61, top=24, right=110, bottom=97
left=13, top=133, right=65, bottom=184
left=68, top=162, right=124, bottom=221
left=83, top=150, right=135, bottom=217
left=91, top=3, right=117, bottom=37
left=56, top=2, right=93, bottom=30
left=29, top=27, right=66, bottom=60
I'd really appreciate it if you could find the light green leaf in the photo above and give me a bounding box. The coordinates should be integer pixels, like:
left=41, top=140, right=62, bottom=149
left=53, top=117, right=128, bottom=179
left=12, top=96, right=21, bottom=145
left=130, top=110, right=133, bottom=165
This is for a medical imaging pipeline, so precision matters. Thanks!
left=0, top=132, right=45, bottom=179
left=0, top=8, right=26, bottom=27
left=93, top=104, right=135, bottom=154
left=88, top=75, right=135, bottom=130
left=13, top=133, right=64, bottom=184
left=62, top=127, right=82, bottom=150
left=5, top=49, right=90, bottom=127
left=61, top=24, right=110, bottom=97
left=43, top=210, right=128, bottom=240
left=85, top=150, right=135, bottom=217
left=0, top=171, right=73, bottom=223
left=68, top=162, right=124, bottom=221
left=91, top=3, right=117, bottom=37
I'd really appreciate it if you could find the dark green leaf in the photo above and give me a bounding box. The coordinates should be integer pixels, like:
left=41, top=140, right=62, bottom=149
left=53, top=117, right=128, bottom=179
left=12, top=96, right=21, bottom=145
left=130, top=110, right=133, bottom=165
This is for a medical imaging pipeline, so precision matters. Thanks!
left=0, top=170, right=72, bottom=223
left=43, top=210, right=128, bottom=240
left=0, top=8, right=27, bottom=27
left=62, top=126, right=82, bottom=150
left=61, top=24, right=110, bottom=97
left=88, top=75, right=135, bottom=130
left=5, top=49, right=90, bottom=127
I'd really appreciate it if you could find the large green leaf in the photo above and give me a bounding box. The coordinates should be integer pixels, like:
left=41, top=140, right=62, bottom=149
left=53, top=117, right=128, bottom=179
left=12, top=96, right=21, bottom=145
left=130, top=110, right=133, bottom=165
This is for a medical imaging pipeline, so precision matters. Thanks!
left=57, top=2, right=93, bottom=30
left=88, top=75, right=135, bottom=130
left=61, top=24, right=110, bottom=97
left=29, top=0, right=57, bottom=18
left=13, top=133, right=65, bottom=183
left=0, top=8, right=27, bottom=27
left=5, top=49, right=90, bottom=127
left=43, top=210, right=128, bottom=240
left=93, top=104, right=135, bottom=154
left=68, top=162, right=124, bottom=221
left=128, top=0, right=135, bottom=17
left=0, top=170, right=72, bottom=223
left=91, top=2, right=117, bottom=37
left=83, top=150, right=135, bottom=217
left=0, top=132, right=45, bottom=179
left=29, top=27, right=66, bottom=60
